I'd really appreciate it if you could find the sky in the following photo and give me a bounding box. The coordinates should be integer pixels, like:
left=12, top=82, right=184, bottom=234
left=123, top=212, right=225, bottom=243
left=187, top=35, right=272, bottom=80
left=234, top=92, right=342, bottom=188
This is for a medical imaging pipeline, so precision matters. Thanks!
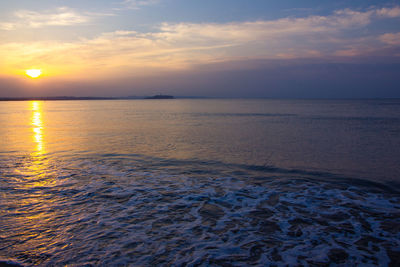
left=0, top=0, right=400, bottom=98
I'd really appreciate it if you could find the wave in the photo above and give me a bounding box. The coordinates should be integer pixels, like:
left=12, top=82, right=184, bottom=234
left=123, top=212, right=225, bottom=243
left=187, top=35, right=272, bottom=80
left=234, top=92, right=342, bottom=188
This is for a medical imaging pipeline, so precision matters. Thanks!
left=0, top=154, right=399, bottom=266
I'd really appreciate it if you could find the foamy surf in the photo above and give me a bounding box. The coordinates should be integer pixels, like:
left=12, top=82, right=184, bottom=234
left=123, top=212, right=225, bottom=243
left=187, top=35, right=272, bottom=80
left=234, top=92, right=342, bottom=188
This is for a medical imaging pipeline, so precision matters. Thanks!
left=1, top=155, right=399, bottom=266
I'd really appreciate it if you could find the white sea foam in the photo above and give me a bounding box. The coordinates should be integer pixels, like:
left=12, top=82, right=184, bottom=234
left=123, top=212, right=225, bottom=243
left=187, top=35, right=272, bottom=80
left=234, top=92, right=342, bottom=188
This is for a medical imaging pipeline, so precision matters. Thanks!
left=0, top=155, right=399, bottom=266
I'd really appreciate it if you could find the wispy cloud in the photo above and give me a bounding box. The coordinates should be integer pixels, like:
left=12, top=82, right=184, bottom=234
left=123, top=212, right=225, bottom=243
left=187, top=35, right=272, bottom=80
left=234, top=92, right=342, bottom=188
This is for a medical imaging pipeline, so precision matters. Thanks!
left=16, top=7, right=89, bottom=28
left=376, top=6, right=400, bottom=18
left=0, top=7, right=93, bottom=30
left=0, top=22, right=15, bottom=31
left=150, top=6, right=400, bottom=59
left=380, top=32, right=400, bottom=45
left=159, top=6, right=399, bottom=42
left=1, top=5, right=400, bottom=78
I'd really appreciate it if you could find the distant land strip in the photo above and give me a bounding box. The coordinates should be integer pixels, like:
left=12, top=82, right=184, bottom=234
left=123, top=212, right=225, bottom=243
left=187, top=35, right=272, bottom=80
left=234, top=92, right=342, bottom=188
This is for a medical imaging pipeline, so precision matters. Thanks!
left=0, top=95, right=180, bottom=101
left=0, top=96, right=116, bottom=101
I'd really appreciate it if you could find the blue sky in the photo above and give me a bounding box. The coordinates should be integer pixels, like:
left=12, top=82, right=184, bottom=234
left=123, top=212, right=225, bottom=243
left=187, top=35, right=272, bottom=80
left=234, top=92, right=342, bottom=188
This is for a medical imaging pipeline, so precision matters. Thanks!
left=0, top=0, right=400, bottom=97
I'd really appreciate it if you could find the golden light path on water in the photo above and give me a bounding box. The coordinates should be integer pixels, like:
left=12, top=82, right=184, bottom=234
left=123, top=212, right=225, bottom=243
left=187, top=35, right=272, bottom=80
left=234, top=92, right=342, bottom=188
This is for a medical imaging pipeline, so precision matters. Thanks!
left=0, top=101, right=65, bottom=263
left=31, top=101, right=44, bottom=153
left=26, top=101, right=54, bottom=188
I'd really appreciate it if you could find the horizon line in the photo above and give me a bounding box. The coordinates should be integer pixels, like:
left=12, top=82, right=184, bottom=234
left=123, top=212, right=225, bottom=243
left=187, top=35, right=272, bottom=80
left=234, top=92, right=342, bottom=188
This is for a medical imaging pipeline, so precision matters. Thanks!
left=1, top=96, right=400, bottom=101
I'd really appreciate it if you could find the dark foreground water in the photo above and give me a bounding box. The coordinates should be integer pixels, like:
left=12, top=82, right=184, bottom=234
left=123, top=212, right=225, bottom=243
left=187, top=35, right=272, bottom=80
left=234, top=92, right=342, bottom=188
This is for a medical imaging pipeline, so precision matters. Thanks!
left=0, top=99, right=399, bottom=266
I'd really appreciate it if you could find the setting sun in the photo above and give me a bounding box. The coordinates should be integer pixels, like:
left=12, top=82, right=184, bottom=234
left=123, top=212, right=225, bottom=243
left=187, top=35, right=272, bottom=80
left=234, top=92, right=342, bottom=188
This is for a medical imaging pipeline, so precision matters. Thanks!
left=26, top=69, right=42, bottom=78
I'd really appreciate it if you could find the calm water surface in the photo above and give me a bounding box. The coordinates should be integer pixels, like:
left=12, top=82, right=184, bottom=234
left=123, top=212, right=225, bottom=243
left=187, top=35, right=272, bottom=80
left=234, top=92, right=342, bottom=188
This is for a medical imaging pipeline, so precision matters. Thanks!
left=0, top=99, right=399, bottom=266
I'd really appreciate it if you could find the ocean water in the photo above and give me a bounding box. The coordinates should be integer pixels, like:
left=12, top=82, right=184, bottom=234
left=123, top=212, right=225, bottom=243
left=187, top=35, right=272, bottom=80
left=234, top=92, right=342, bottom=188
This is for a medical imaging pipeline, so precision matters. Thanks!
left=0, top=99, right=399, bottom=266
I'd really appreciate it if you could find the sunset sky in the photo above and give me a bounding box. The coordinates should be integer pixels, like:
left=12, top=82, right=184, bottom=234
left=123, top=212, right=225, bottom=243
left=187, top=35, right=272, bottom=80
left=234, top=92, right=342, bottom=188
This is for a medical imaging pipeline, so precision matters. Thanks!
left=1, top=0, right=400, bottom=97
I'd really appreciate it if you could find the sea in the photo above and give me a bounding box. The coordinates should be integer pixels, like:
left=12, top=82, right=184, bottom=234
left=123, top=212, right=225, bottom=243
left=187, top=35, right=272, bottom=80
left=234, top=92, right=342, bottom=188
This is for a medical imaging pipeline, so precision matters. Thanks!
left=0, top=99, right=399, bottom=266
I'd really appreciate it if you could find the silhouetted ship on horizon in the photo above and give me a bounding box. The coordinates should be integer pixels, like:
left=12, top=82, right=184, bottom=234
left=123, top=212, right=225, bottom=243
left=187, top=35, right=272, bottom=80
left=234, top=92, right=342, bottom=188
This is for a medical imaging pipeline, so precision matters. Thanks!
left=145, top=95, right=174, bottom=99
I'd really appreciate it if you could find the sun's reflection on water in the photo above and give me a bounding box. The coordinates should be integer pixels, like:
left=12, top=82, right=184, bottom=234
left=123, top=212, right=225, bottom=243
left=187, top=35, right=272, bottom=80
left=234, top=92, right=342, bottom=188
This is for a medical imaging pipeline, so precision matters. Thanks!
left=31, top=101, right=44, bottom=154
left=1, top=101, right=61, bottom=264
left=26, top=101, right=54, bottom=187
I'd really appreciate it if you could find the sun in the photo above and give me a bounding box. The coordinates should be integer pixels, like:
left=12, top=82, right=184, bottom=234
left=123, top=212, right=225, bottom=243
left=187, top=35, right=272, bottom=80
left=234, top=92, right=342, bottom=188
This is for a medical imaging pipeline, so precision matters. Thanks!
left=26, top=69, right=42, bottom=78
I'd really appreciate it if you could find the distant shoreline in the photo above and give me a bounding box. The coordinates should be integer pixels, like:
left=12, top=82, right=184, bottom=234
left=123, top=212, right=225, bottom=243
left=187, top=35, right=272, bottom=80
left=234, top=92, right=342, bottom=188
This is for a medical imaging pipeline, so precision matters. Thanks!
left=0, top=96, right=182, bottom=101
left=0, top=96, right=117, bottom=101
left=0, top=96, right=399, bottom=101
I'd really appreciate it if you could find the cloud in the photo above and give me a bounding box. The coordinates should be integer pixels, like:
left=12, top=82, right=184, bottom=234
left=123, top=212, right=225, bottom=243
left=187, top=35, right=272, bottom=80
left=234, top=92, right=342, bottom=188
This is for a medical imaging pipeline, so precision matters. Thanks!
left=0, top=22, right=15, bottom=31
left=376, top=6, right=400, bottom=18
left=149, top=6, right=400, bottom=59
left=380, top=32, right=400, bottom=45
left=157, top=6, right=397, bottom=43
left=0, top=7, right=90, bottom=30
left=1, top=5, right=400, bottom=79
left=15, top=7, right=89, bottom=27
